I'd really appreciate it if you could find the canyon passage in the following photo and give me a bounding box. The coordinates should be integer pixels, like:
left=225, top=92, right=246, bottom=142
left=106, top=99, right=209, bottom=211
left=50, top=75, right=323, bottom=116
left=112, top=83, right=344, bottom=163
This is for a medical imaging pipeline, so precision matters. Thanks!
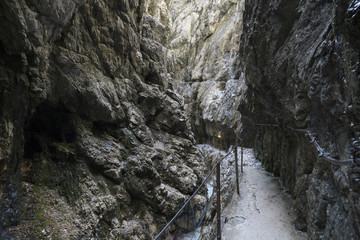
left=0, top=0, right=360, bottom=239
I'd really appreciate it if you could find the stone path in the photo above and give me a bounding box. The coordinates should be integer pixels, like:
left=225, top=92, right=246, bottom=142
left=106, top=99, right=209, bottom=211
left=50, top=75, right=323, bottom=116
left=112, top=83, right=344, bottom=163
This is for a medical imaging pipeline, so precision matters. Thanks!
left=221, top=148, right=307, bottom=240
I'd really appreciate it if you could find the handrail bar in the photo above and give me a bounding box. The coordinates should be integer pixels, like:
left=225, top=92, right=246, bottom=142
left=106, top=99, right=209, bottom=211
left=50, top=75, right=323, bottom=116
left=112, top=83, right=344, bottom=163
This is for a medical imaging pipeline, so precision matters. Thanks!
left=153, top=149, right=233, bottom=240
left=255, top=122, right=358, bottom=165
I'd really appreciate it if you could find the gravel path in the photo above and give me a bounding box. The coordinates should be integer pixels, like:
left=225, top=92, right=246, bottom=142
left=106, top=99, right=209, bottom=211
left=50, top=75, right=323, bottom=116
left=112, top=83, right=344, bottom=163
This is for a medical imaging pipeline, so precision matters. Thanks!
left=221, top=148, right=307, bottom=240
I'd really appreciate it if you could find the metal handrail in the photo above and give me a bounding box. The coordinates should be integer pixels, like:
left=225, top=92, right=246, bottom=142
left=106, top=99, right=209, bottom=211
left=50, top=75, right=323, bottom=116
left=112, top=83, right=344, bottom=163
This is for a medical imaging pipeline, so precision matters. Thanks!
left=153, top=149, right=233, bottom=240
left=255, top=122, right=359, bottom=165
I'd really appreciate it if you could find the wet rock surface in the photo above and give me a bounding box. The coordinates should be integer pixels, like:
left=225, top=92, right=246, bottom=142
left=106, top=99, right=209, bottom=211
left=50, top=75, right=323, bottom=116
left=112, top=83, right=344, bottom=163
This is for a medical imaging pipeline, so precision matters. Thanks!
left=0, top=0, right=206, bottom=239
left=165, top=0, right=247, bottom=147
left=238, top=0, right=360, bottom=238
left=1, top=0, right=359, bottom=239
left=0, top=0, right=251, bottom=238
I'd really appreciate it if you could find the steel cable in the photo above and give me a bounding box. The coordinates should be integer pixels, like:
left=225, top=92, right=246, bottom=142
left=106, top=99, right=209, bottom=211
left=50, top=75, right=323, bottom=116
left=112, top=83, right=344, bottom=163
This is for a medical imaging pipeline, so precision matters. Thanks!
left=256, top=123, right=357, bottom=165
left=153, top=149, right=233, bottom=240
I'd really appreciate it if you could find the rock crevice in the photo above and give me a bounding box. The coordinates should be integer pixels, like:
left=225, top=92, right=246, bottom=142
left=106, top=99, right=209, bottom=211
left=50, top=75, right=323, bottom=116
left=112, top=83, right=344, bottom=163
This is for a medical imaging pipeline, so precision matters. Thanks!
left=1, top=0, right=360, bottom=239
left=0, top=0, right=210, bottom=239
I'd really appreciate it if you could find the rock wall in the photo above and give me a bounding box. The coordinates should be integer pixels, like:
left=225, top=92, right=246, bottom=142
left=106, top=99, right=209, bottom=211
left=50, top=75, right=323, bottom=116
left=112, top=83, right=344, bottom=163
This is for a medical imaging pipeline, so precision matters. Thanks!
left=166, top=0, right=247, bottom=147
left=238, top=0, right=360, bottom=238
left=2, top=0, right=358, bottom=238
left=0, top=0, right=210, bottom=239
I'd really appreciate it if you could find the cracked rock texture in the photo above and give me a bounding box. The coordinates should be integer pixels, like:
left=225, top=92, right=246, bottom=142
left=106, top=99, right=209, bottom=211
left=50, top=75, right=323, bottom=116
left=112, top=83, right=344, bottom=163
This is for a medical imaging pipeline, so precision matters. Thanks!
left=1, top=0, right=360, bottom=239
left=238, top=0, right=360, bottom=239
left=0, top=0, right=208, bottom=239
left=164, top=0, right=247, bottom=147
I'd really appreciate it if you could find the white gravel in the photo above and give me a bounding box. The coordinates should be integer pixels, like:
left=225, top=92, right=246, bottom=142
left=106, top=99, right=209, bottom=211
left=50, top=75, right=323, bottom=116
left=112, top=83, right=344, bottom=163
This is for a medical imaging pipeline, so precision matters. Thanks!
left=221, top=148, right=307, bottom=240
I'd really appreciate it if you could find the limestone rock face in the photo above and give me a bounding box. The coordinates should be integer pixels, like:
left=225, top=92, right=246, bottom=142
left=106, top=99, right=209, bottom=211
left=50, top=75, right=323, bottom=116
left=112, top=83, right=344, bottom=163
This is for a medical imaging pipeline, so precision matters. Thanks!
left=2, top=0, right=359, bottom=238
left=166, top=0, right=247, bottom=147
left=238, top=0, right=360, bottom=238
left=0, top=0, right=206, bottom=239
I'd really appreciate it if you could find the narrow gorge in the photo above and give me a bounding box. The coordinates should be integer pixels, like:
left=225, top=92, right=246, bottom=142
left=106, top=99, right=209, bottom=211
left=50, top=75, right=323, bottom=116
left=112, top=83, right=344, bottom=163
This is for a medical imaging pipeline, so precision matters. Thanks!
left=0, top=0, right=359, bottom=239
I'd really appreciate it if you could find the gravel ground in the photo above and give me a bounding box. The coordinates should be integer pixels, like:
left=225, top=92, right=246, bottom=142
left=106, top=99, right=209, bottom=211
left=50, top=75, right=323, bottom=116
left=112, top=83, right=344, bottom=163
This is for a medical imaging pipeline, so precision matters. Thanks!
left=221, top=148, right=307, bottom=240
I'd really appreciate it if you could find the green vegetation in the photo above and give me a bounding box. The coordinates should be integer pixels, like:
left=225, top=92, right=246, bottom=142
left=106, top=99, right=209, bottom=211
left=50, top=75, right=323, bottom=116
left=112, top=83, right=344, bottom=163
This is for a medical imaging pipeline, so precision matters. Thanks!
left=28, top=186, right=63, bottom=240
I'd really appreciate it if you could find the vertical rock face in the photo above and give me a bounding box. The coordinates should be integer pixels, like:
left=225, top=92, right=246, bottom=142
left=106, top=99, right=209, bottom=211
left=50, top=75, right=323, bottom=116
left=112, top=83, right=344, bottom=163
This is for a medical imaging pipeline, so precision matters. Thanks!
left=166, top=0, right=247, bottom=147
left=238, top=0, right=360, bottom=238
left=1, top=0, right=359, bottom=238
left=0, top=0, right=208, bottom=239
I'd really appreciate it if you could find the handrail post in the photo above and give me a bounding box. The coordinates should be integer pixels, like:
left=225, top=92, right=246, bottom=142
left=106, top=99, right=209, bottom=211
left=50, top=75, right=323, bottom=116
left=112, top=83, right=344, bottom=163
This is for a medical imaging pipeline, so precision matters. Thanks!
left=153, top=151, right=233, bottom=240
left=216, top=163, right=221, bottom=240
left=235, top=137, right=240, bottom=195
left=241, top=146, right=244, bottom=173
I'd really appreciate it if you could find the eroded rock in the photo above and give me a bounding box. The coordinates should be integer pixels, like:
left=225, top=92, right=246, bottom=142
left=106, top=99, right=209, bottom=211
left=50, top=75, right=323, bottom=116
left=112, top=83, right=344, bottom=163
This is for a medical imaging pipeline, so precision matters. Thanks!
left=238, top=0, right=360, bottom=238
left=0, top=0, right=209, bottom=239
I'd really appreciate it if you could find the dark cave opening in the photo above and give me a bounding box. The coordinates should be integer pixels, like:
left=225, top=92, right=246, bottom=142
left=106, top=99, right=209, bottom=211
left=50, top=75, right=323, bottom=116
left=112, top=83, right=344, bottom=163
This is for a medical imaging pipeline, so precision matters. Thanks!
left=24, top=101, right=76, bottom=159
left=24, top=134, right=42, bottom=159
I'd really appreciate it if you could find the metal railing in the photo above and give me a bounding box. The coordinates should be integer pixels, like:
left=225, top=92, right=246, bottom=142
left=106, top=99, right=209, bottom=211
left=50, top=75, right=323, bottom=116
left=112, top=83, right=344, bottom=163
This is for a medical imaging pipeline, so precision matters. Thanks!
left=154, top=120, right=359, bottom=239
left=154, top=136, right=244, bottom=240
left=256, top=122, right=359, bottom=166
